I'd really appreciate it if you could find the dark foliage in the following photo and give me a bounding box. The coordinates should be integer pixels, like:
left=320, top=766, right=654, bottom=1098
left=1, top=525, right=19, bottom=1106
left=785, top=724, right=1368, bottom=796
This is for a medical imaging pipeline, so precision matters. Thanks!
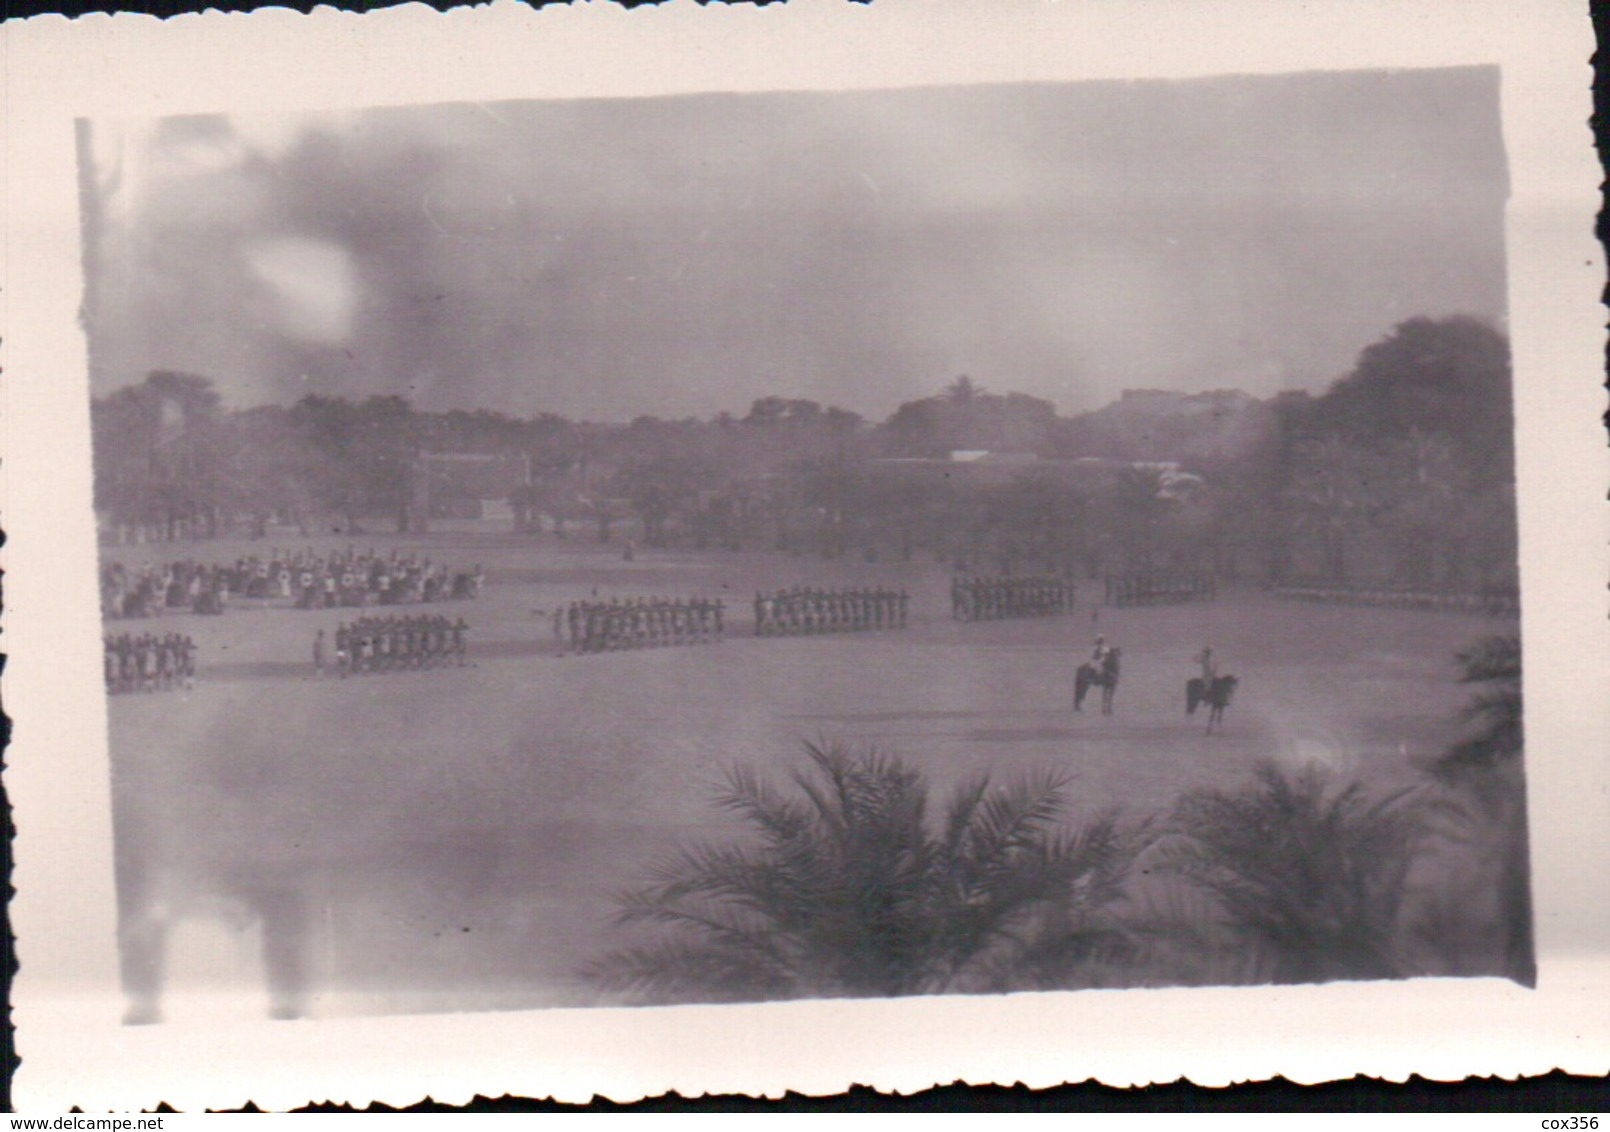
left=585, top=740, right=1138, bottom=1004
left=1315, top=316, right=1514, bottom=488
left=91, top=313, right=1516, bottom=594
left=1436, top=634, right=1522, bottom=775
left=1418, top=634, right=1532, bottom=985
left=1158, top=761, right=1426, bottom=984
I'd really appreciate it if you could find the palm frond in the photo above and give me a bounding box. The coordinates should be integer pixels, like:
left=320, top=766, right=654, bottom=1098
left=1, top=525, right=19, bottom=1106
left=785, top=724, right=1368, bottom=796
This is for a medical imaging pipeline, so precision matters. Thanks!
left=1454, top=635, right=1521, bottom=685
left=956, top=768, right=1074, bottom=881
left=1437, top=635, right=1523, bottom=777
left=585, top=740, right=1134, bottom=1003
left=716, top=764, right=817, bottom=847
left=1164, top=760, right=1423, bottom=983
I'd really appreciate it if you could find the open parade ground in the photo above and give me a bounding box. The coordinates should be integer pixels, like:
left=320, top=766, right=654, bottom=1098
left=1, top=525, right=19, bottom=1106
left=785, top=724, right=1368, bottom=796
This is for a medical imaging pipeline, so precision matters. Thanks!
left=19, top=9, right=1606, bottom=1110
left=66, top=65, right=1535, bottom=1029
left=104, top=527, right=1513, bottom=1018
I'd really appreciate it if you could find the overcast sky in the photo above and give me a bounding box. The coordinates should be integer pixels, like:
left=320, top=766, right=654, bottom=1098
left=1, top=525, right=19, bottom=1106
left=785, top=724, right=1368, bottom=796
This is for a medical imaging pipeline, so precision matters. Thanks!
left=83, top=68, right=1508, bottom=421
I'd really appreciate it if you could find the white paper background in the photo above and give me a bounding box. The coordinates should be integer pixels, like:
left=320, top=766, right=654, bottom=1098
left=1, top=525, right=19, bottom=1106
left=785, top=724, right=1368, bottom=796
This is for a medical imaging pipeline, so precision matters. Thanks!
left=4, top=0, right=1605, bottom=1111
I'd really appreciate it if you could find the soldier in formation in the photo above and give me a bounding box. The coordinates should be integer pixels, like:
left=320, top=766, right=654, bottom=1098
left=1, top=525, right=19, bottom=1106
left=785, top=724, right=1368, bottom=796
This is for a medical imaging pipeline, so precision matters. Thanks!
left=1274, top=582, right=1517, bottom=618
left=104, top=632, right=197, bottom=694
left=1104, top=571, right=1215, bottom=608
left=753, top=586, right=909, bottom=637
left=950, top=575, right=1074, bottom=622
left=562, top=596, right=725, bottom=654
left=333, top=614, right=468, bottom=676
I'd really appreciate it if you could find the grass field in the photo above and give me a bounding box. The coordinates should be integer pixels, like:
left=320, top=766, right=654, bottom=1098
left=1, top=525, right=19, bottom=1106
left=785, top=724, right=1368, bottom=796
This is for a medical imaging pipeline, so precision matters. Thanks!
left=103, top=528, right=1515, bottom=1019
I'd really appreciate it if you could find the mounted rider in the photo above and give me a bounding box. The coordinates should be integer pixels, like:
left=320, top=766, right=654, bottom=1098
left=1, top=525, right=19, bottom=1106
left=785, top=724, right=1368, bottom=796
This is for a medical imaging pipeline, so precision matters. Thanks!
left=1075, top=632, right=1122, bottom=714
left=1188, top=644, right=1237, bottom=731
left=1091, top=634, right=1114, bottom=670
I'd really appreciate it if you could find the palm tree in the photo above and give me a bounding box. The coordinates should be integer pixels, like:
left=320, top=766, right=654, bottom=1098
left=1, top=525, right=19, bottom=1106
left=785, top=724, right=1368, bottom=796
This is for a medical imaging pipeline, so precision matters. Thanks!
left=1438, top=636, right=1522, bottom=772
left=586, top=740, right=1137, bottom=1004
left=1420, top=635, right=1532, bottom=984
left=943, top=374, right=984, bottom=404
left=1156, top=761, right=1426, bottom=984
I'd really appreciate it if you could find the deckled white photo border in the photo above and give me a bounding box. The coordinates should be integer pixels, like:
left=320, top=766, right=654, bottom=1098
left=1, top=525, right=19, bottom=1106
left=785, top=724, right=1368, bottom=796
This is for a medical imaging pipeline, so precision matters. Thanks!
left=5, top=0, right=1605, bottom=1111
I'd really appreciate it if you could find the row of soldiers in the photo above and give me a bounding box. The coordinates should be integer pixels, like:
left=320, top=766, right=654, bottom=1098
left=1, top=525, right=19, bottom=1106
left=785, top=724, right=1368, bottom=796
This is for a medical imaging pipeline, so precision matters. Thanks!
left=1274, top=583, right=1518, bottom=618
left=321, top=614, right=470, bottom=676
left=951, top=575, right=1075, bottom=622
left=559, top=597, right=725, bottom=653
left=104, top=632, right=198, bottom=694
left=1104, top=571, right=1216, bottom=608
left=753, top=586, right=910, bottom=636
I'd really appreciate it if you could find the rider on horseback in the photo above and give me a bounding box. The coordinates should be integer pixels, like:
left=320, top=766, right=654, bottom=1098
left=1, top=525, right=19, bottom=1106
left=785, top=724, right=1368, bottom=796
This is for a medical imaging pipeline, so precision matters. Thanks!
left=1076, top=634, right=1120, bottom=714
left=1188, top=644, right=1236, bottom=731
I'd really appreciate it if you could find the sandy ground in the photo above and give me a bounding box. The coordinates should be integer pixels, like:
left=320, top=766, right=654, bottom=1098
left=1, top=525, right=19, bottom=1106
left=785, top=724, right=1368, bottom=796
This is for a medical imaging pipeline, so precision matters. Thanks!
left=102, top=527, right=1514, bottom=1019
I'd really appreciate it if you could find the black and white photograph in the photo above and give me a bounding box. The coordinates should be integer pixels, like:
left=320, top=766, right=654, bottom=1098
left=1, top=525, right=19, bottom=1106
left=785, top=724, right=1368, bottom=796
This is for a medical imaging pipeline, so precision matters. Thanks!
left=78, top=65, right=1533, bottom=1019
left=7, top=0, right=1606, bottom=1110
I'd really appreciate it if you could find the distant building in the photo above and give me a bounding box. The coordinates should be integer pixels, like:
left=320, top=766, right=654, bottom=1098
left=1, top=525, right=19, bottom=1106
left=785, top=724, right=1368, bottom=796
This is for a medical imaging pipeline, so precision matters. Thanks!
left=1064, top=387, right=1271, bottom=463
left=948, top=450, right=1040, bottom=465
left=869, top=451, right=1187, bottom=491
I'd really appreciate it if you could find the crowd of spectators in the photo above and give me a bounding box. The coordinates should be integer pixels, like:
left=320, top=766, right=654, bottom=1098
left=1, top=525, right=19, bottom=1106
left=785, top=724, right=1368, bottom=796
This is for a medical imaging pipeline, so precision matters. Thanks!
left=100, top=548, right=484, bottom=619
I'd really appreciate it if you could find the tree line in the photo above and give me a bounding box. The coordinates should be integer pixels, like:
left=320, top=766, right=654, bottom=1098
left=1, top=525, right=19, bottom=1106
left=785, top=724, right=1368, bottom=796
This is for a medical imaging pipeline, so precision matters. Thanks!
left=93, top=315, right=1517, bottom=592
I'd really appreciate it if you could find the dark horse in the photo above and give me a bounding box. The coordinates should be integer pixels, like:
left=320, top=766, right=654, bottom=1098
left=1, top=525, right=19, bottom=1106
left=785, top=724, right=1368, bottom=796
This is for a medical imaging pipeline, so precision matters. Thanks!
left=1074, top=648, right=1121, bottom=715
left=1186, top=674, right=1238, bottom=734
